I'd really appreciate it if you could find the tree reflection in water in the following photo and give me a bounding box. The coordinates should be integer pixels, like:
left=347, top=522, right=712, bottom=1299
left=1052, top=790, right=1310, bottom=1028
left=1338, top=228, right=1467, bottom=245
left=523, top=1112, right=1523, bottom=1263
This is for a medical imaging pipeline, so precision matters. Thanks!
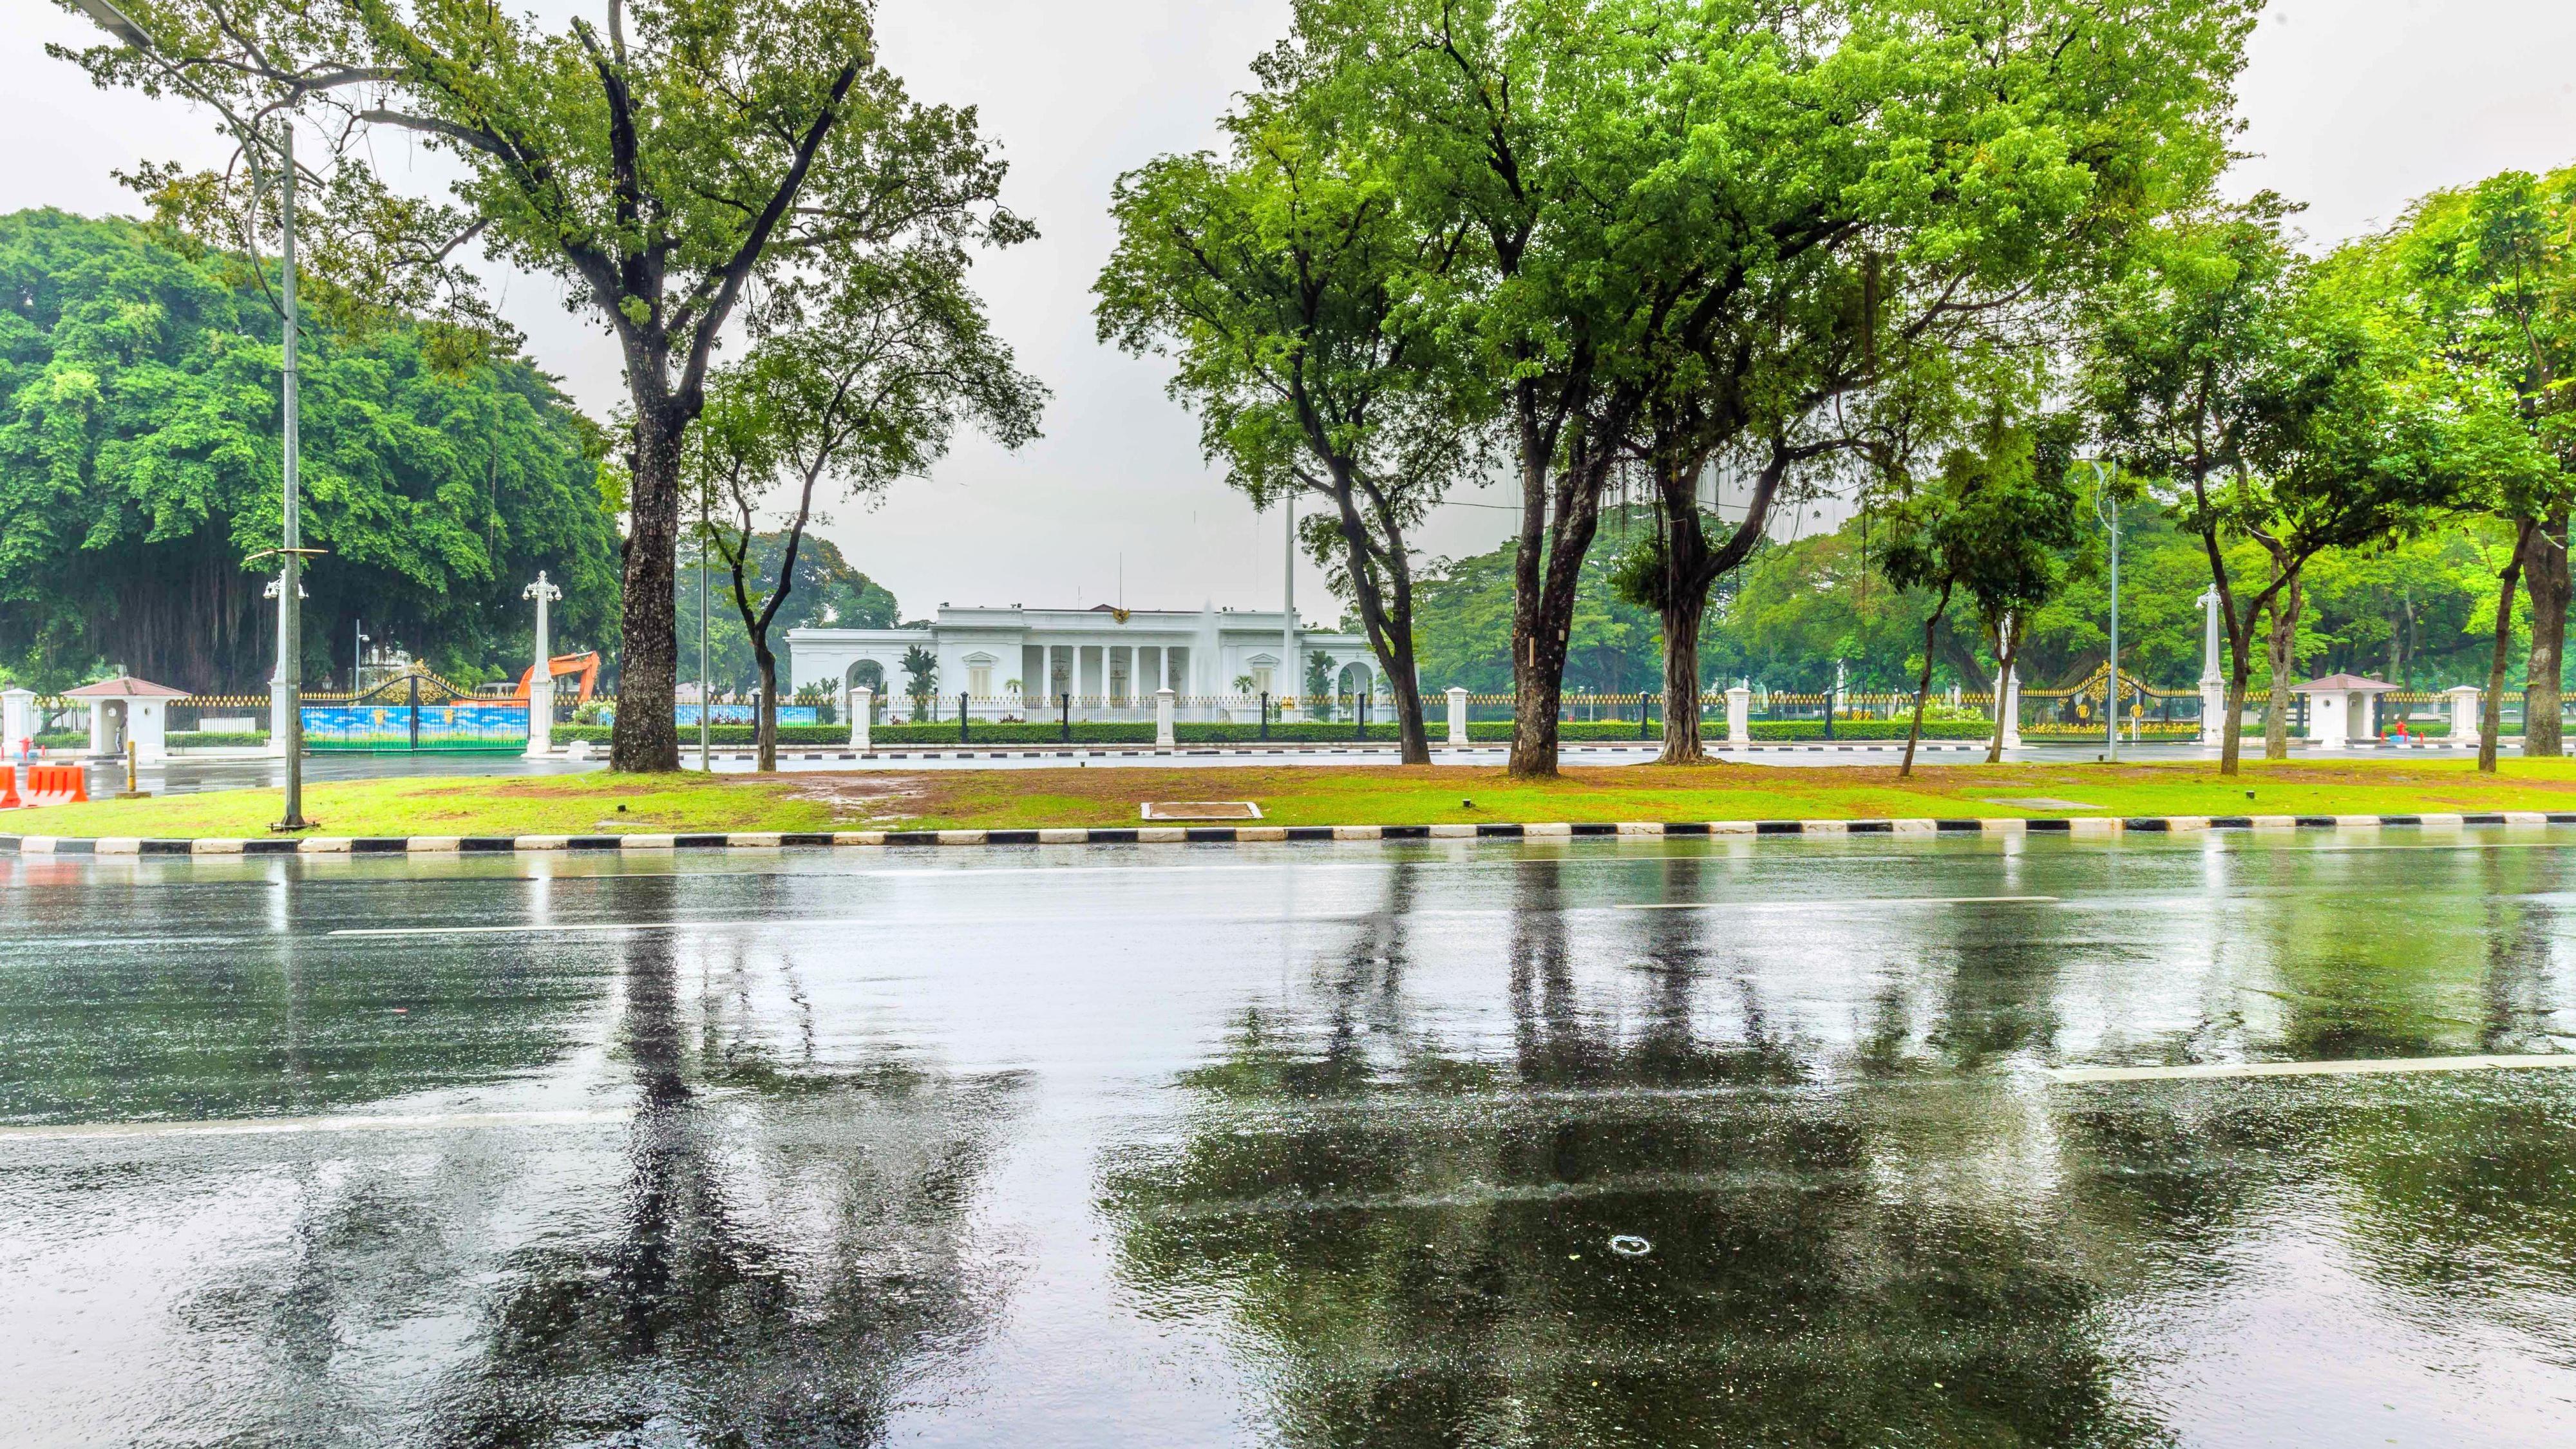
left=1102, top=855, right=2166, bottom=1448
left=426, top=873, right=1027, bottom=1445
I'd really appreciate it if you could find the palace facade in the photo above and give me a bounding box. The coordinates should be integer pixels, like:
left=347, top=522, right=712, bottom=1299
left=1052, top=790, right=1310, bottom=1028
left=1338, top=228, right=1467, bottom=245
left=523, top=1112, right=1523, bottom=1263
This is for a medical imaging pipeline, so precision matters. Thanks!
left=786, top=603, right=1379, bottom=719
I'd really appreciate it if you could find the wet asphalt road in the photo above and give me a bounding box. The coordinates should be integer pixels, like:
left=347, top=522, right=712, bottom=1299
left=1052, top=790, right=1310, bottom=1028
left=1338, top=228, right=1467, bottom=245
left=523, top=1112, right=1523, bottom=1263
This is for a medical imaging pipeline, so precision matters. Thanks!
left=4, top=831, right=2575, bottom=1447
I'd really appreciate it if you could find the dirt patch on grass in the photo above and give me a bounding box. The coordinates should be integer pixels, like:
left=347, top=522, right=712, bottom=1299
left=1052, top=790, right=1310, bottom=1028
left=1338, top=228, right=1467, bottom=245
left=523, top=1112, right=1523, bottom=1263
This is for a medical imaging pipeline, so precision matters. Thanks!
left=781, top=772, right=937, bottom=824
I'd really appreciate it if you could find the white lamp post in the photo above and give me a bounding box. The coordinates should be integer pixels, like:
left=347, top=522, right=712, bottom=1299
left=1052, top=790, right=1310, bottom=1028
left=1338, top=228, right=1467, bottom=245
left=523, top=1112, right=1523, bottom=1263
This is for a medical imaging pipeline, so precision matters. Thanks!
left=2199, top=585, right=2226, bottom=746
left=524, top=572, right=562, bottom=758
left=2090, top=460, right=2119, bottom=760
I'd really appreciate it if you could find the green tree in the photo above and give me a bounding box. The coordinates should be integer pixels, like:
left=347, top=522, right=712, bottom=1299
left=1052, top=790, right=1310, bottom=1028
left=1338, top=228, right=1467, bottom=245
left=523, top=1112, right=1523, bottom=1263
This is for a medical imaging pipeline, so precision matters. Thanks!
left=1303, top=648, right=1336, bottom=721
left=55, top=0, right=1034, bottom=772
left=2083, top=204, right=2479, bottom=773
left=1097, top=69, right=1475, bottom=764
left=673, top=531, right=900, bottom=699
left=1411, top=509, right=1674, bottom=699
left=690, top=254, right=1041, bottom=770
left=900, top=641, right=936, bottom=718
left=1287, top=0, right=2253, bottom=775
left=1875, top=414, right=2087, bottom=773
left=2387, top=167, right=2576, bottom=756
left=0, top=209, right=616, bottom=692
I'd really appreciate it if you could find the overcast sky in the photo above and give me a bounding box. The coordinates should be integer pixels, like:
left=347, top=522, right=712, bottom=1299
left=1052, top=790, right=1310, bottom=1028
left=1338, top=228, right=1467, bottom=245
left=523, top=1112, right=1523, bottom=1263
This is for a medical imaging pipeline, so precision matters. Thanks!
left=12, top=0, right=2576, bottom=623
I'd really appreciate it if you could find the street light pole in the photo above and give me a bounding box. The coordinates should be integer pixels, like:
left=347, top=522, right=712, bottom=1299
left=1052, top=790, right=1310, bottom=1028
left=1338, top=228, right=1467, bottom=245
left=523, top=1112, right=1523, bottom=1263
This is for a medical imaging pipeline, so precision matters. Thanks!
left=75, top=1, right=309, bottom=826
left=697, top=520, right=711, bottom=772
left=2092, top=459, right=2119, bottom=762
left=276, top=118, right=307, bottom=827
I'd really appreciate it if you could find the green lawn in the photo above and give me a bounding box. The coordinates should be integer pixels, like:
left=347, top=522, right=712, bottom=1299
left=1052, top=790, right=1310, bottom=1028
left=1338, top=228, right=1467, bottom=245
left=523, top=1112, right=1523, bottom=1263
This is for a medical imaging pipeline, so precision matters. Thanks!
left=6, top=757, right=2575, bottom=838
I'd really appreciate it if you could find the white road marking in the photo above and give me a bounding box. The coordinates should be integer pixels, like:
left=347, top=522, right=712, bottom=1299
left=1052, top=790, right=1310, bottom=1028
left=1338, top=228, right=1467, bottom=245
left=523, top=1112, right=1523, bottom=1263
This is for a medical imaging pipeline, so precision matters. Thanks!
left=331, top=917, right=879, bottom=938
left=0, top=1108, right=631, bottom=1142
left=2050, top=1054, right=2576, bottom=1084
left=1615, top=895, right=2060, bottom=911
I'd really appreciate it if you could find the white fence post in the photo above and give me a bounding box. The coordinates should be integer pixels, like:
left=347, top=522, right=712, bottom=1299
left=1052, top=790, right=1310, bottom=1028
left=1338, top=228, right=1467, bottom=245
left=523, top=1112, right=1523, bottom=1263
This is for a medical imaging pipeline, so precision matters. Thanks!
left=851, top=686, right=873, bottom=752
left=2447, top=685, right=2481, bottom=749
left=1446, top=687, right=1469, bottom=747
left=1725, top=684, right=1750, bottom=746
left=1156, top=687, right=1176, bottom=748
left=1, top=687, right=32, bottom=760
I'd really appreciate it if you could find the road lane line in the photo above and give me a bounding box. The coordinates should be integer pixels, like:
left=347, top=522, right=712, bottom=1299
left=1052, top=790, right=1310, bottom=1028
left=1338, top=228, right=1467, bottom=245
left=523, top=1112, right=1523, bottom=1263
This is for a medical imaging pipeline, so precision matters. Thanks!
left=0, top=1108, right=632, bottom=1141
left=2050, top=1054, right=2576, bottom=1084
left=330, top=918, right=880, bottom=938
left=1615, top=895, right=2060, bottom=911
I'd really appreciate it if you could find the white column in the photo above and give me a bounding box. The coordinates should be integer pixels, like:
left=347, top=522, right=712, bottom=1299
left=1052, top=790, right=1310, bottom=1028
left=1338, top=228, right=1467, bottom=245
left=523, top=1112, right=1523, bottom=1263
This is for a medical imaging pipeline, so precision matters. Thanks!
left=523, top=571, right=562, bottom=758
left=851, top=686, right=873, bottom=752
left=2448, top=685, right=2482, bottom=748
left=1, top=687, right=33, bottom=760
left=1282, top=497, right=1299, bottom=720
left=1726, top=684, right=1751, bottom=745
left=265, top=569, right=295, bottom=758
left=2309, top=690, right=2348, bottom=748
left=2197, top=584, right=2226, bottom=746
left=131, top=699, right=167, bottom=764
left=88, top=699, right=111, bottom=756
left=1155, top=686, right=1176, bottom=748
left=1446, top=686, right=1469, bottom=746
left=2001, top=668, right=2022, bottom=750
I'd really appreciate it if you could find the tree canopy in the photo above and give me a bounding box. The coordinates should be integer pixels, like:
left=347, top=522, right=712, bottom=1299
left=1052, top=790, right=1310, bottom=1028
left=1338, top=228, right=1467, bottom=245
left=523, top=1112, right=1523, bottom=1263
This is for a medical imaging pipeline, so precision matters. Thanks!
left=0, top=207, right=617, bottom=692
left=55, top=0, right=1032, bottom=768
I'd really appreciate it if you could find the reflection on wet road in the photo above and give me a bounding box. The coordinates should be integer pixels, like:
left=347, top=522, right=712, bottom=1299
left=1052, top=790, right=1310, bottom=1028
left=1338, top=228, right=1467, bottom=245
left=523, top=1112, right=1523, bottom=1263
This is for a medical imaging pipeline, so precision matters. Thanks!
left=4, top=833, right=2575, bottom=1446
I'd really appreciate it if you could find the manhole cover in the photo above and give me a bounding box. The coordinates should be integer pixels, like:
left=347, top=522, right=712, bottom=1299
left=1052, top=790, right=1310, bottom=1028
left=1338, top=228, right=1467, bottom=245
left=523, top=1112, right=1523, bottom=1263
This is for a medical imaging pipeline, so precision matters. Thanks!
left=1980, top=797, right=2101, bottom=811
left=1140, top=800, right=1264, bottom=820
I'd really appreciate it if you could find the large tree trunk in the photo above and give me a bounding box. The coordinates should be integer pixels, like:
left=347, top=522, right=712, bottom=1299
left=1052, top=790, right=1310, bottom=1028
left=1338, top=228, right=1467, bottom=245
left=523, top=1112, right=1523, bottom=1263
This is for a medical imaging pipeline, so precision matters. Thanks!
left=612, top=406, right=685, bottom=772
left=752, top=638, right=779, bottom=773
left=2262, top=574, right=2302, bottom=761
left=2222, top=667, right=2251, bottom=778
left=2483, top=522, right=2533, bottom=773
left=1901, top=582, right=1951, bottom=779
left=1322, top=479, right=1432, bottom=766
left=2522, top=510, right=2569, bottom=757
left=1658, top=587, right=1709, bottom=762
left=1651, top=440, right=1788, bottom=765
left=1508, top=454, right=1607, bottom=778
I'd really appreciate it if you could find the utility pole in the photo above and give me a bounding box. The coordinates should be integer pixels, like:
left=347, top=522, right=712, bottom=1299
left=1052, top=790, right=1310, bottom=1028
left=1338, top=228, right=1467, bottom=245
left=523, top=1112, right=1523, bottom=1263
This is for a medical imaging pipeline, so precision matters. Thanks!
left=697, top=520, right=712, bottom=772
left=1282, top=495, right=1298, bottom=716
left=277, top=119, right=305, bottom=827
left=2092, top=460, right=2119, bottom=761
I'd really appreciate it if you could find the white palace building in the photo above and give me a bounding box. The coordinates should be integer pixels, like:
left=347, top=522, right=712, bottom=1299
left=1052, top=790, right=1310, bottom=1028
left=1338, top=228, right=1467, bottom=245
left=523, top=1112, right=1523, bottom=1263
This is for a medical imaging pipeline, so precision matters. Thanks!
left=786, top=603, right=1381, bottom=721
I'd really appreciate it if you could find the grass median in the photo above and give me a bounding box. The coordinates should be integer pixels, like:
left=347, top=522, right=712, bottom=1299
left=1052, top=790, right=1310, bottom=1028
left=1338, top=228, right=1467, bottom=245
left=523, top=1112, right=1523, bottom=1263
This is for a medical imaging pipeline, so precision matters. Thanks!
left=6, top=757, right=2576, bottom=839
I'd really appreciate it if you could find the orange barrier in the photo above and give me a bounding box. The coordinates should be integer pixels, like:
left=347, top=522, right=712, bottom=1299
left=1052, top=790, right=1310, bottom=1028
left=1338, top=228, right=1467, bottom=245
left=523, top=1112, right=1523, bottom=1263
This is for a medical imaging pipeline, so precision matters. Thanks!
left=0, top=766, right=18, bottom=810
left=23, top=764, right=87, bottom=808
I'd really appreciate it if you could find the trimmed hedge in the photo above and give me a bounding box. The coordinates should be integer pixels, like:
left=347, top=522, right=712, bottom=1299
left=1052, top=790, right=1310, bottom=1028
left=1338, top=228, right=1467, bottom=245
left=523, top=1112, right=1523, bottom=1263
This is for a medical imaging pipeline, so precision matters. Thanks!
left=547, top=717, right=2003, bottom=746
left=171, top=731, right=269, bottom=748
left=1742, top=720, right=1996, bottom=741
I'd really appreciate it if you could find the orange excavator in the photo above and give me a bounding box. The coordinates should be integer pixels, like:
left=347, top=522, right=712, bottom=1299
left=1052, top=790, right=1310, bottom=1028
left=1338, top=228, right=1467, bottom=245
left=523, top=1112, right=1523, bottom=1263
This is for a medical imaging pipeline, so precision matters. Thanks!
left=511, top=652, right=601, bottom=706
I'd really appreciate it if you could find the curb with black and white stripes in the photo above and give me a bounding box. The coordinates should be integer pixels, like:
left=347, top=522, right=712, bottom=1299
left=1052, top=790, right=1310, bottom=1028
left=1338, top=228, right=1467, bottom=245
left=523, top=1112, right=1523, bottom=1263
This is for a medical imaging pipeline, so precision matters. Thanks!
left=675, top=741, right=2006, bottom=762
left=3, top=811, right=2568, bottom=857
